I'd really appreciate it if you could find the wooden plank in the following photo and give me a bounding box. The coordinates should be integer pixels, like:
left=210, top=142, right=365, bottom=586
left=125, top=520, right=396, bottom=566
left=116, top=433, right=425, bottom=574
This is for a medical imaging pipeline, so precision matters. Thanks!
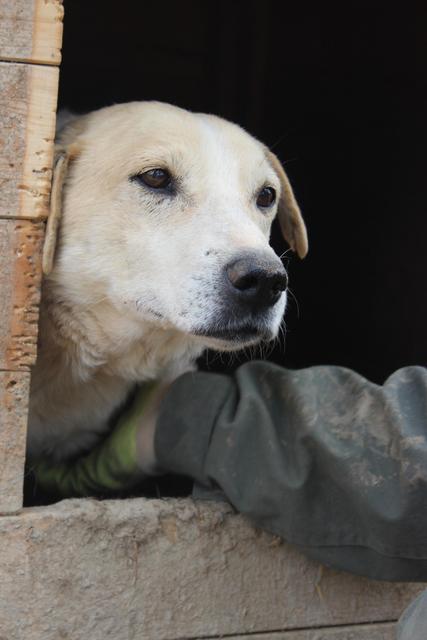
left=0, top=219, right=44, bottom=371
left=0, top=61, right=58, bottom=219
left=227, top=622, right=395, bottom=639
left=0, top=0, right=63, bottom=65
left=0, top=499, right=423, bottom=639
left=0, top=370, right=30, bottom=513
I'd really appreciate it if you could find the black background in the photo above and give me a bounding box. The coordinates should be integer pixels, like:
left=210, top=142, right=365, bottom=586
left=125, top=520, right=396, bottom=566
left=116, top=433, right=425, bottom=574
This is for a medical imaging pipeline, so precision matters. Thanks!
left=59, top=0, right=427, bottom=384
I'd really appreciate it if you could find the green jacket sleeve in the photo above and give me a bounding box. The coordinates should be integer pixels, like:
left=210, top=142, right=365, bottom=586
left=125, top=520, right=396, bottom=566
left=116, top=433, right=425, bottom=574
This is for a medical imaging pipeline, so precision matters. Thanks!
left=33, top=382, right=158, bottom=497
left=155, top=363, right=427, bottom=581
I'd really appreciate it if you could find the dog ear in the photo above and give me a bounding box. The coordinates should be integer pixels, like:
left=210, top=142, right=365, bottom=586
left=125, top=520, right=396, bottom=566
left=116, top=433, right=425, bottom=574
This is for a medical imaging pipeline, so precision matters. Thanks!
left=267, top=151, right=308, bottom=259
left=42, top=144, right=79, bottom=276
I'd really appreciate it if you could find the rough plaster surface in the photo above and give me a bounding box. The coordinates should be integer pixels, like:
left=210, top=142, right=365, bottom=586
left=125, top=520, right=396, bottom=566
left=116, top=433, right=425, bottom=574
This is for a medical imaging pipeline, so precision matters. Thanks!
left=0, top=0, right=63, bottom=65
left=0, top=219, right=44, bottom=372
left=0, top=62, right=59, bottom=219
left=230, top=622, right=395, bottom=639
left=0, top=371, right=30, bottom=513
left=0, top=498, right=423, bottom=640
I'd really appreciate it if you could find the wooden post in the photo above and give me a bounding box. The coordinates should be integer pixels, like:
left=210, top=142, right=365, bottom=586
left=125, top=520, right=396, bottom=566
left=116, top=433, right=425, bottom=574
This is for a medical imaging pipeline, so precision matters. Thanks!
left=0, top=0, right=63, bottom=513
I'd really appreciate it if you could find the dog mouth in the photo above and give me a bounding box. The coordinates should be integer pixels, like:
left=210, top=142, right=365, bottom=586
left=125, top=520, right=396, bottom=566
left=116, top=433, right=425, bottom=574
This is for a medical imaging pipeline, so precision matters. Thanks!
left=193, top=322, right=272, bottom=345
left=135, top=296, right=280, bottom=347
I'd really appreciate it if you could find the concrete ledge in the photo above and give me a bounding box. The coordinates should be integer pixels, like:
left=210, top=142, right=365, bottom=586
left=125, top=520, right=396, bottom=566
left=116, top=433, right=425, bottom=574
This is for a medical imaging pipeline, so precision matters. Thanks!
left=230, top=622, right=395, bottom=639
left=0, top=497, right=423, bottom=640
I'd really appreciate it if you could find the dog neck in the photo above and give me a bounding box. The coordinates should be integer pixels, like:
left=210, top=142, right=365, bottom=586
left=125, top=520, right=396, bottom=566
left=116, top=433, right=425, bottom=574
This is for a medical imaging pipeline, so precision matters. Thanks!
left=36, top=280, right=203, bottom=385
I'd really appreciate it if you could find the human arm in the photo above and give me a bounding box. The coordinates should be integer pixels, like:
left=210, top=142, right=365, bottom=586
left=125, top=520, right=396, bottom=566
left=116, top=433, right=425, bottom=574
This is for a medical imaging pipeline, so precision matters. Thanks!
left=152, top=363, right=427, bottom=581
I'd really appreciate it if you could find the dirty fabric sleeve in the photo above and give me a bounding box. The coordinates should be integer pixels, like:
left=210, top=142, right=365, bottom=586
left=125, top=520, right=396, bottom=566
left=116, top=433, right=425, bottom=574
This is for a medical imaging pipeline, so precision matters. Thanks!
left=155, top=363, right=427, bottom=582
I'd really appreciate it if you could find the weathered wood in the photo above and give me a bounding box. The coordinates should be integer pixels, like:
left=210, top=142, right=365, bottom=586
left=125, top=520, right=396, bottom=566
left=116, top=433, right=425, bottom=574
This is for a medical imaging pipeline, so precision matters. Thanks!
left=0, top=62, right=58, bottom=219
left=0, top=371, right=30, bottom=513
left=0, top=0, right=63, bottom=65
left=0, top=499, right=423, bottom=639
left=0, top=219, right=44, bottom=371
left=229, top=622, right=395, bottom=639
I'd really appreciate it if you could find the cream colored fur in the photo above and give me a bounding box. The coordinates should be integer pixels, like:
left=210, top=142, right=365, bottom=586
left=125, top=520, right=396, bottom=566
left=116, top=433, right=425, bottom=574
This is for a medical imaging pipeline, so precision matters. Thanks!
left=28, top=102, right=307, bottom=462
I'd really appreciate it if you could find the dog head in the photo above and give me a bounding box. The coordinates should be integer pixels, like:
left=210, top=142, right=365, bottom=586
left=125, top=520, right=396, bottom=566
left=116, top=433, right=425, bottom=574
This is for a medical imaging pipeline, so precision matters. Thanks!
left=44, top=102, right=307, bottom=351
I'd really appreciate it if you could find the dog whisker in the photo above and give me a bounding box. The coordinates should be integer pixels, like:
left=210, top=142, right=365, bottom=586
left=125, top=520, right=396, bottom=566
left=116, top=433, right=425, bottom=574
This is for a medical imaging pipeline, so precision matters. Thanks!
left=279, top=248, right=293, bottom=260
left=287, top=287, right=300, bottom=319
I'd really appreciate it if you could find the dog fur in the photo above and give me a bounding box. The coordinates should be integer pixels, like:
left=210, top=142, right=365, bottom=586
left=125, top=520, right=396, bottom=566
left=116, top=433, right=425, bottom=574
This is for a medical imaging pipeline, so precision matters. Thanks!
left=28, top=102, right=307, bottom=462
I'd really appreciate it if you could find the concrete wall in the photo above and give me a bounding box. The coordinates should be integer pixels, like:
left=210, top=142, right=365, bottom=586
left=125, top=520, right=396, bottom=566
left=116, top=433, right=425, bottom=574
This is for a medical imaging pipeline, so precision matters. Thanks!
left=0, top=498, right=424, bottom=640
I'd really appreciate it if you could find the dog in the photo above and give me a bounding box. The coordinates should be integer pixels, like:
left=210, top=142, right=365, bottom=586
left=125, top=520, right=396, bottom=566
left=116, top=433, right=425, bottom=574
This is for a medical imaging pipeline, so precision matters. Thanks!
left=28, top=101, right=308, bottom=463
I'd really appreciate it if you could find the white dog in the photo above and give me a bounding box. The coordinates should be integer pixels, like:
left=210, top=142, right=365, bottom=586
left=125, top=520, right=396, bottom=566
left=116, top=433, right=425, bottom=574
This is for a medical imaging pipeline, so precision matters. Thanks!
left=28, top=102, right=307, bottom=463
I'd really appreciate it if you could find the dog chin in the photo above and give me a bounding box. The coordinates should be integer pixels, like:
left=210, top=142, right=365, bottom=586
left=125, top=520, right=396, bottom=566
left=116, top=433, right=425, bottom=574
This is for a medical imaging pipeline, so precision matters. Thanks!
left=191, top=323, right=275, bottom=351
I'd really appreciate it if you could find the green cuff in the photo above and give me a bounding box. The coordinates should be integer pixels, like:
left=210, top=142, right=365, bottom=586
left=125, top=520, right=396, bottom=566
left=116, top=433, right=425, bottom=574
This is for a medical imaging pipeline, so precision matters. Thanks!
left=34, top=381, right=159, bottom=498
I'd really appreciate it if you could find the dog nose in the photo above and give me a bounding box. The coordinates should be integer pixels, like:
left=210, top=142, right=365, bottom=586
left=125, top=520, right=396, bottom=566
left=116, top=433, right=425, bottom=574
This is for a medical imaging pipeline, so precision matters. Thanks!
left=225, top=254, right=288, bottom=310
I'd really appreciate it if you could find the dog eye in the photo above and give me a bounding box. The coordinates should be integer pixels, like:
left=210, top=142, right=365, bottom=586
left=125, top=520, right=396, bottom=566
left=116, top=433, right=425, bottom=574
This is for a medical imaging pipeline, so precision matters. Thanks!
left=131, top=168, right=172, bottom=190
left=257, top=186, right=276, bottom=208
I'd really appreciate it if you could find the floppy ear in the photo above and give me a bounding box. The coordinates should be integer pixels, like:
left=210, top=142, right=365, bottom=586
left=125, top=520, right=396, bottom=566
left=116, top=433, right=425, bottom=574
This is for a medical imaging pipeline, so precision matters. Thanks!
left=267, top=151, right=308, bottom=259
left=42, top=144, right=79, bottom=276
